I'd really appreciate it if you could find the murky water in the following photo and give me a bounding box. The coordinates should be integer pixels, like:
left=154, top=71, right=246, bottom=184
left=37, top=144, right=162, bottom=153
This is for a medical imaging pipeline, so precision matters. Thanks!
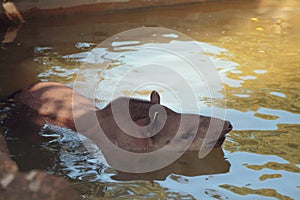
left=1, top=0, right=300, bottom=199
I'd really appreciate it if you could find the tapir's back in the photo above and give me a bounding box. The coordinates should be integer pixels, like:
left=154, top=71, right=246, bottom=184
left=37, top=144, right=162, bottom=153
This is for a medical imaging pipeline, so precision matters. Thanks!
left=13, top=82, right=96, bottom=130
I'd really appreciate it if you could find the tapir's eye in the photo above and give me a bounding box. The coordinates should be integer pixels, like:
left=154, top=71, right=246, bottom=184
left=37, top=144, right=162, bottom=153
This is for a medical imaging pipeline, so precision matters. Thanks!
left=181, top=132, right=194, bottom=140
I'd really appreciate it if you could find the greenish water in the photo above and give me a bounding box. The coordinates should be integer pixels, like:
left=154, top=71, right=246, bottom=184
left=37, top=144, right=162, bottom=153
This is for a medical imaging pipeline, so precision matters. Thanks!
left=1, top=0, right=299, bottom=199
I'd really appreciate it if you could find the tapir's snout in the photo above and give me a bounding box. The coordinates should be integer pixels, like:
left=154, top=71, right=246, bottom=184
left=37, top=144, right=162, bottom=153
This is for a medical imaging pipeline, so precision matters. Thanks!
left=223, top=120, right=233, bottom=134
left=212, top=120, right=232, bottom=148
left=188, top=117, right=233, bottom=150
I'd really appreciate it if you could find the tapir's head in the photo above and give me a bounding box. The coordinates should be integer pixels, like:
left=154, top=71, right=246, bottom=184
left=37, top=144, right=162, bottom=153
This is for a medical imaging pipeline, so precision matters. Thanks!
left=99, top=91, right=232, bottom=153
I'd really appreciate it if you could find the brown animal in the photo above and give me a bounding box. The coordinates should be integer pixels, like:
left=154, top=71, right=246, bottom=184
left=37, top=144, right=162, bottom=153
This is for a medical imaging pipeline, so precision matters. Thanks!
left=11, top=82, right=232, bottom=153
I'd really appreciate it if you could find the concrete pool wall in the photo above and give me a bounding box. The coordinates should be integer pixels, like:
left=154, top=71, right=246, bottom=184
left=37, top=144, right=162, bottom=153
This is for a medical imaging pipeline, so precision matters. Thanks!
left=0, top=0, right=213, bottom=20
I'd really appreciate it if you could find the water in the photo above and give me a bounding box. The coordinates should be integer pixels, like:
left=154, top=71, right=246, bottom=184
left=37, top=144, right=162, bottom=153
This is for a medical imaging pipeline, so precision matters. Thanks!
left=1, top=0, right=299, bottom=199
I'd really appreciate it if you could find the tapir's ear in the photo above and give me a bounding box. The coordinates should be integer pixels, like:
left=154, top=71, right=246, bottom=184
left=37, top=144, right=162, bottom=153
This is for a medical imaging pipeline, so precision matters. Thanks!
left=150, top=91, right=160, bottom=104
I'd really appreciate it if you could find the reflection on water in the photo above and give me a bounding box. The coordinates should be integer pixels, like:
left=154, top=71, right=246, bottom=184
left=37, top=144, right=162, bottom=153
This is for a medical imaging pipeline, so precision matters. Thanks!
left=225, top=124, right=300, bottom=164
left=1, top=0, right=300, bottom=199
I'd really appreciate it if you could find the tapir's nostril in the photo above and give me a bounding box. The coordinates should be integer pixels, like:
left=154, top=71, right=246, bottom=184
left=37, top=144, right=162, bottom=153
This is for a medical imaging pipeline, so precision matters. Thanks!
left=226, top=122, right=233, bottom=132
left=222, top=121, right=233, bottom=133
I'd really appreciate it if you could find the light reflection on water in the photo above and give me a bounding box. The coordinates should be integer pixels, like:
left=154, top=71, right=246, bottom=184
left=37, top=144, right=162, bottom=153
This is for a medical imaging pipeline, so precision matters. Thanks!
left=1, top=0, right=300, bottom=199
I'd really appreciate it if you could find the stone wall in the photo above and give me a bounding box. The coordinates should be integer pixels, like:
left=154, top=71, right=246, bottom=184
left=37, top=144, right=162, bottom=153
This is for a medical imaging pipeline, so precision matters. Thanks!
left=0, top=0, right=213, bottom=20
left=0, top=134, right=81, bottom=200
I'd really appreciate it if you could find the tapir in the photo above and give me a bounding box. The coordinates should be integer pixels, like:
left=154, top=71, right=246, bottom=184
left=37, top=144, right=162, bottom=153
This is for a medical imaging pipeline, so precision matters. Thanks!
left=10, top=82, right=232, bottom=153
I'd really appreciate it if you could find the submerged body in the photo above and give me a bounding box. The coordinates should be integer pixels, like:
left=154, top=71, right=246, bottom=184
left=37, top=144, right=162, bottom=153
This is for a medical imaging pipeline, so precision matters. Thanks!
left=12, top=82, right=232, bottom=153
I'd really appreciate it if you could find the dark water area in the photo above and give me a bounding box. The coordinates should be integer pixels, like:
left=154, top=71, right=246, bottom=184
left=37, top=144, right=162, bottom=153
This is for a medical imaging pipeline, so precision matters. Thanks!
left=0, top=0, right=299, bottom=199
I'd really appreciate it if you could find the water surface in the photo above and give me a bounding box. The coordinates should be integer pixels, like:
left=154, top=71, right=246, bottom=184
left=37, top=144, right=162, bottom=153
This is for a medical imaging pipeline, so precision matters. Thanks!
left=0, top=0, right=299, bottom=199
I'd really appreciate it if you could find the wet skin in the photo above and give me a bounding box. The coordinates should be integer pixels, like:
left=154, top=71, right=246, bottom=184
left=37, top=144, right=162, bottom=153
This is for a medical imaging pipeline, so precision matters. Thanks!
left=12, top=82, right=232, bottom=153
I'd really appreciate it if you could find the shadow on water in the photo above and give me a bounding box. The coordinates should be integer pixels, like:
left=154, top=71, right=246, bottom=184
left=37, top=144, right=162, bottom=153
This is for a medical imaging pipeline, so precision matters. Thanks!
left=112, top=149, right=230, bottom=181
left=0, top=101, right=55, bottom=171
